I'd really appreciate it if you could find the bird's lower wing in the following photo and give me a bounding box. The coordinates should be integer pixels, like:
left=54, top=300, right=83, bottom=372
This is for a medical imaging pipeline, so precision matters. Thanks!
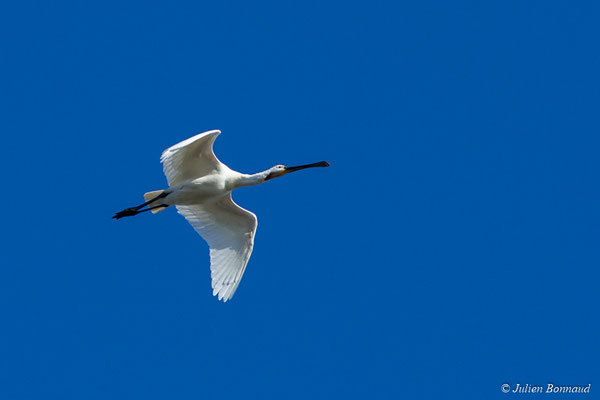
left=176, top=194, right=258, bottom=302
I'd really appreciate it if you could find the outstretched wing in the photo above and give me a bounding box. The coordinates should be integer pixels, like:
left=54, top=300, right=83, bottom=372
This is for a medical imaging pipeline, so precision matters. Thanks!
left=176, top=194, right=258, bottom=302
left=160, top=130, right=223, bottom=186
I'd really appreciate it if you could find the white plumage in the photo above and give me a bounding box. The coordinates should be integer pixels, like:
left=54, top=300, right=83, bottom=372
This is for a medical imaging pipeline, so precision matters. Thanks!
left=176, top=197, right=256, bottom=301
left=114, top=130, right=329, bottom=302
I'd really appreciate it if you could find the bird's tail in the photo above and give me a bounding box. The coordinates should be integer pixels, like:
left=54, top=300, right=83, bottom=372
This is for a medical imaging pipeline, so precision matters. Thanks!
left=144, top=190, right=168, bottom=214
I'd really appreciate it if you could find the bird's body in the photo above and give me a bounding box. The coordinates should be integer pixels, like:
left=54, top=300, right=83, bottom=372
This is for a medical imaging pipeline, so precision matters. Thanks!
left=164, top=167, right=264, bottom=206
left=114, top=130, right=329, bottom=302
left=166, top=171, right=234, bottom=205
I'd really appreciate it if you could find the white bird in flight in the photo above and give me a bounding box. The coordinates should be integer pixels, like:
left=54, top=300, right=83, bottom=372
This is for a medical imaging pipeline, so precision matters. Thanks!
left=114, top=130, right=329, bottom=302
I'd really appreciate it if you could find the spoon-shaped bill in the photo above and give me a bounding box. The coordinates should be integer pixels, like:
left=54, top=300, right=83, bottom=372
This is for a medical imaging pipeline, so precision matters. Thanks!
left=284, top=161, right=330, bottom=173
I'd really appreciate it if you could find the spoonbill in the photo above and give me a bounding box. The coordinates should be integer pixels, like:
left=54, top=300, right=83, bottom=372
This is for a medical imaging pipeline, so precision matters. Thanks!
left=113, top=130, right=329, bottom=302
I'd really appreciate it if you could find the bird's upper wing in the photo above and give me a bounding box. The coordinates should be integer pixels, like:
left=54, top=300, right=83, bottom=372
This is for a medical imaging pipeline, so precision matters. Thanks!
left=176, top=194, right=258, bottom=302
left=160, top=130, right=223, bottom=186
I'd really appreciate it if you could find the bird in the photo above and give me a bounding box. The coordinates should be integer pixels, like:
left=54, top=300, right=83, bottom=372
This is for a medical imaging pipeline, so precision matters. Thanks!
left=113, top=130, right=329, bottom=302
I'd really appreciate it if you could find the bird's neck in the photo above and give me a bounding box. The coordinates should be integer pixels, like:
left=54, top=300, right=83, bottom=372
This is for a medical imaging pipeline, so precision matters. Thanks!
left=235, top=170, right=270, bottom=188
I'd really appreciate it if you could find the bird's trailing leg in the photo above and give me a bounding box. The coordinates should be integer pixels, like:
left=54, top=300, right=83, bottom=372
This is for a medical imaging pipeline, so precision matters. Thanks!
left=113, top=192, right=169, bottom=219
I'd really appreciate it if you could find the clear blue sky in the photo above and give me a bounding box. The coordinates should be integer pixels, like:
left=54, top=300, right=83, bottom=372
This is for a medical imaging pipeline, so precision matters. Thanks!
left=1, top=1, right=598, bottom=399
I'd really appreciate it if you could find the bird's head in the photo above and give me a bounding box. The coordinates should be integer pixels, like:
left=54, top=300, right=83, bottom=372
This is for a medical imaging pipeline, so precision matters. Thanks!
left=264, top=161, right=330, bottom=181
